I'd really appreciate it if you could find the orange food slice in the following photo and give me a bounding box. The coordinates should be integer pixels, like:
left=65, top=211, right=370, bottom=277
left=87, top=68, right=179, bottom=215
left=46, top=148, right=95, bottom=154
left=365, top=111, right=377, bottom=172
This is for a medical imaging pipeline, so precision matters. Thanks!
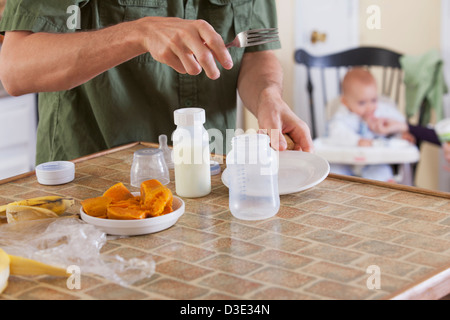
left=103, top=182, right=134, bottom=202
left=81, top=180, right=174, bottom=220
left=81, top=196, right=112, bottom=218
left=140, top=180, right=173, bottom=216
left=109, top=196, right=141, bottom=209
left=107, top=206, right=148, bottom=220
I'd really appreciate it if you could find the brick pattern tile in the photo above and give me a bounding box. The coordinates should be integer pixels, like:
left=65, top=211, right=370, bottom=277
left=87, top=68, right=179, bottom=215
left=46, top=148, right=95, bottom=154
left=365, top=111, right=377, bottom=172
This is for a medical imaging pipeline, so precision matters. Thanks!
left=143, top=278, right=209, bottom=299
left=1, top=143, right=449, bottom=300
left=156, top=259, right=214, bottom=281
left=250, top=266, right=315, bottom=288
left=199, top=273, right=262, bottom=296
left=305, top=280, right=374, bottom=300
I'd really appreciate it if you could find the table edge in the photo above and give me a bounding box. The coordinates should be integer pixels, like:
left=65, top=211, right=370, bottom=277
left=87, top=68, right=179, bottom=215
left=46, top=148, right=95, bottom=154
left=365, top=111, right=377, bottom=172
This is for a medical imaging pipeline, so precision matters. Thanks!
left=385, top=265, right=450, bottom=300
left=327, top=173, right=450, bottom=199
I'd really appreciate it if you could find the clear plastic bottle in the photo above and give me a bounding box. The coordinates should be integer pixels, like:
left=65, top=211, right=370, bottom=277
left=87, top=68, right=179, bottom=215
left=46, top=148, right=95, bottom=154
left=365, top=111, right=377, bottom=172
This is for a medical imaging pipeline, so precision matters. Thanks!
left=226, top=134, right=280, bottom=220
left=173, top=108, right=211, bottom=198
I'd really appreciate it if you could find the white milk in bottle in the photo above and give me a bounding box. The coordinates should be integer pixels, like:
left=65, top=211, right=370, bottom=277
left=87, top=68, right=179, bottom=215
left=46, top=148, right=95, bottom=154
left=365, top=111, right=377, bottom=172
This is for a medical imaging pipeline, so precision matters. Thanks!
left=173, top=108, right=211, bottom=198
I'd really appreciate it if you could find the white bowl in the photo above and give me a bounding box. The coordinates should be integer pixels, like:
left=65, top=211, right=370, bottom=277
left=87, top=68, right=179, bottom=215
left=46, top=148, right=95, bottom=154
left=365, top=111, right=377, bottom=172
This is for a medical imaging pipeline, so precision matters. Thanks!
left=79, top=193, right=185, bottom=236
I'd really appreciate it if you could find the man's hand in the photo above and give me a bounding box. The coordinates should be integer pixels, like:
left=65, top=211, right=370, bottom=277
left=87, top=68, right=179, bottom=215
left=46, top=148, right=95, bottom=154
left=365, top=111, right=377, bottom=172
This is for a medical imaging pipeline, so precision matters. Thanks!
left=256, top=87, right=313, bottom=152
left=138, top=17, right=233, bottom=80
left=237, top=51, right=313, bottom=153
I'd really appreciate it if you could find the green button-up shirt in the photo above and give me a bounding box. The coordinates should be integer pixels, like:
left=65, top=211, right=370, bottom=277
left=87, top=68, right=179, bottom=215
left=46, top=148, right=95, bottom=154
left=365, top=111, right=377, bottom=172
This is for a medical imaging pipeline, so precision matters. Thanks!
left=0, top=0, right=280, bottom=164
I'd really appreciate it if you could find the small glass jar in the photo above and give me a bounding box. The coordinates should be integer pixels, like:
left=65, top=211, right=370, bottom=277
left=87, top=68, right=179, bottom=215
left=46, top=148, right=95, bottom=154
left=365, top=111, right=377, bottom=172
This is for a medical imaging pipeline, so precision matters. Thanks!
left=130, top=148, right=169, bottom=187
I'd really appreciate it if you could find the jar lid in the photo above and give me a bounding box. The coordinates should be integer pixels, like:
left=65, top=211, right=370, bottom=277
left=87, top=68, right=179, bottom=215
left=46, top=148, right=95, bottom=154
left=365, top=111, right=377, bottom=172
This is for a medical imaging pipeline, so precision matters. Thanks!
left=174, top=108, right=205, bottom=126
left=210, top=161, right=221, bottom=176
left=35, top=161, right=75, bottom=185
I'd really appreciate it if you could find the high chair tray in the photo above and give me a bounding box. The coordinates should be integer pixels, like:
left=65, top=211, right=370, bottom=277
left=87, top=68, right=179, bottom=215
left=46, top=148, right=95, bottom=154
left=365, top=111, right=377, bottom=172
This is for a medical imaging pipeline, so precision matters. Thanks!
left=313, top=138, right=420, bottom=165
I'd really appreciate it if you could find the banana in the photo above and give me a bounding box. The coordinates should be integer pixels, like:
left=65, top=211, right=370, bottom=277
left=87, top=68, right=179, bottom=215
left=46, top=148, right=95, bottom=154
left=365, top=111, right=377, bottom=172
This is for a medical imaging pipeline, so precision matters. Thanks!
left=0, top=248, right=68, bottom=294
left=0, top=249, right=9, bottom=294
left=6, top=205, right=59, bottom=223
left=0, top=196, right=74, bottom=218
left=8, top=254, right=68, bottom=277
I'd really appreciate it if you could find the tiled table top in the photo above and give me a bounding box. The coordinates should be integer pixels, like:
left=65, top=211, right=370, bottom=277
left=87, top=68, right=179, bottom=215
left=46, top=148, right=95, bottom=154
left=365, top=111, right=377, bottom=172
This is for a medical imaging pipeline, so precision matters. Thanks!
left=1, top=142, right=449, bottom=300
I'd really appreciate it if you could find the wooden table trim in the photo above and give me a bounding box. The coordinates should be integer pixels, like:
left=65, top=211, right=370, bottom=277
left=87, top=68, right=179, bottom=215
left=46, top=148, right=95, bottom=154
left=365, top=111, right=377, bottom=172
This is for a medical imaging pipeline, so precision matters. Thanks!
left=385, top=266, right=450, bottom=300
left=71, top=142, right=142, bottom=163
left=327, top=173, right=450, bottom=199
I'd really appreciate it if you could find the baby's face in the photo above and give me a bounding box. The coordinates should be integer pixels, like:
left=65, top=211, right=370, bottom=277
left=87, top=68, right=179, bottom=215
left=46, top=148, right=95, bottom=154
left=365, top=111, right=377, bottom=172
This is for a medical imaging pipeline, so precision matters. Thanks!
left=342, top=83, right=378, bottom=120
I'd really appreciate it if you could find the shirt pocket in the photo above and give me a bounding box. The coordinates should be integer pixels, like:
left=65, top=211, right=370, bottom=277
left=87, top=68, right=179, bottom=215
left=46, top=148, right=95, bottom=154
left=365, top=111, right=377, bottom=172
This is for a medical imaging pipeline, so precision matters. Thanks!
left=204, top=0, right=252, bottom=65
left=118, top=0, right=168, bottom=22
left=205, top=0, right=252, bottom=42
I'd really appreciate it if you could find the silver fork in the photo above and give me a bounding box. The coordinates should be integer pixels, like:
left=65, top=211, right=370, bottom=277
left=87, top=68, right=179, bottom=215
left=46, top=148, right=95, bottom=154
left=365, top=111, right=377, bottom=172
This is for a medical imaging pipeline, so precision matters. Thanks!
left=225, top=28, right=279, bottom=48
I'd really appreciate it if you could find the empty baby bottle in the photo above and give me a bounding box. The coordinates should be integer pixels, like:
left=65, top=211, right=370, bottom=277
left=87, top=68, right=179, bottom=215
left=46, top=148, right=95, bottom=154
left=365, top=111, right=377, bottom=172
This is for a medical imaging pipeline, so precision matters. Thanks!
left=226, top=134, right=280, bottom=221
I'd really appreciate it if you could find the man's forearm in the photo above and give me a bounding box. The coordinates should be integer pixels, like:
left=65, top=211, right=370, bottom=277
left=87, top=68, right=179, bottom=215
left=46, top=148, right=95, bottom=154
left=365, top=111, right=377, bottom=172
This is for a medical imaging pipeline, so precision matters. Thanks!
left=0, top=16, right=233, bottom=96
left=237, top=51, right=284, bottom=117
left=0, top=20, right=145, bottom=95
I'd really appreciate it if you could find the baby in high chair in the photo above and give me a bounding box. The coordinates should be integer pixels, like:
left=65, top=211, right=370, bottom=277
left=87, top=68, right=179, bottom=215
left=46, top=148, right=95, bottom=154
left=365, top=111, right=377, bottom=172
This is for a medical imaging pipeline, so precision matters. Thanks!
left=326, top=67, right=406, bottom=182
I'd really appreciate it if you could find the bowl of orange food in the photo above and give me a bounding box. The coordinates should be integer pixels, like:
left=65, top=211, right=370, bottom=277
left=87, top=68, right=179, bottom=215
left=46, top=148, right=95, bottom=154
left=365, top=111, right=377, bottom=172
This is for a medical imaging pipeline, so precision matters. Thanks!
left=80, top=180, right=185, bottom=236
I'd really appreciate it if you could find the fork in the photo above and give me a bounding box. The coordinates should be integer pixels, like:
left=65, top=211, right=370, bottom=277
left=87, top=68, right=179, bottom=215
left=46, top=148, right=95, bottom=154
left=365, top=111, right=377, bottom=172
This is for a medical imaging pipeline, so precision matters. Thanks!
left=225, top=28, right=279, bottom=48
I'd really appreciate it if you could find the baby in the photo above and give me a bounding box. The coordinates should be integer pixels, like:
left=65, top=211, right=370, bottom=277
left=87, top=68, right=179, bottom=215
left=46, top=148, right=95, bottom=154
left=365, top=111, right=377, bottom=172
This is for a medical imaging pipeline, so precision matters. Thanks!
left=326, top=67, right=406, bottom=182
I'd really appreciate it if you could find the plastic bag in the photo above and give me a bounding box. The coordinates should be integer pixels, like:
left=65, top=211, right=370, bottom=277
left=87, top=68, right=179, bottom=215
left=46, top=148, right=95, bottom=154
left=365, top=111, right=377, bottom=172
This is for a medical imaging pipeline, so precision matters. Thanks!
left=0, top=217, right=155, bottom=287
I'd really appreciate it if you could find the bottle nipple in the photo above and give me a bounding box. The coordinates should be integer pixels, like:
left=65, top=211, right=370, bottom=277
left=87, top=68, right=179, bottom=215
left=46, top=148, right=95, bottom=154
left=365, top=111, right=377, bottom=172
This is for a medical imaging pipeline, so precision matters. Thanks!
left=158, top=134, right=174, bottom=169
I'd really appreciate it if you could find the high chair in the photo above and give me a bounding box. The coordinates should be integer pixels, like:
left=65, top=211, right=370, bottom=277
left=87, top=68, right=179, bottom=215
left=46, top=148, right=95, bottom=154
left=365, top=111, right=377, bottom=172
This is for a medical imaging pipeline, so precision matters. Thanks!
left=294, top=47, right=420, bottom=185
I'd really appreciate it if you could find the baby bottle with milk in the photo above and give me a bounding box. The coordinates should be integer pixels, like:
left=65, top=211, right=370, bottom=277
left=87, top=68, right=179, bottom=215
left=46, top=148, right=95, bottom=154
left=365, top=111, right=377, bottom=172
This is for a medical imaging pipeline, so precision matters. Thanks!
left=173, top=108, right=211, bottom=198
left=226, top=134, right=280, bottom=220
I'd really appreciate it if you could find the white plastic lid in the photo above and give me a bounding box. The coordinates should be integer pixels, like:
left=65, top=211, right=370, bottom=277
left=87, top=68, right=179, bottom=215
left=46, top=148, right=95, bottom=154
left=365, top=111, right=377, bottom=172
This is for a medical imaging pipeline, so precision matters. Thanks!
left=35, top=161, right=75, bottom=185
left=210, top=161, right=221, bottom=176
left=174, top=108, right=206, bottom=126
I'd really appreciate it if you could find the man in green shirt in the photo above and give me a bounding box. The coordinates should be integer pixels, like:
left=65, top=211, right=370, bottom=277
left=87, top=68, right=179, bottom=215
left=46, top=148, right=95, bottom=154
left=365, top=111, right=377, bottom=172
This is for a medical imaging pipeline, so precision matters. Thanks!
left=0, top=0, right=313, bottom=164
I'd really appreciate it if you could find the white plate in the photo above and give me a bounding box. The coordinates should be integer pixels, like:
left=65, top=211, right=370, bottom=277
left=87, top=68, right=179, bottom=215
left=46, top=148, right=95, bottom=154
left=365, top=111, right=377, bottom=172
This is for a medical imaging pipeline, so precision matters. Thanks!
left=221, top=151, right=330, bottom=195
left=80, top=193, right=185, bottom=236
